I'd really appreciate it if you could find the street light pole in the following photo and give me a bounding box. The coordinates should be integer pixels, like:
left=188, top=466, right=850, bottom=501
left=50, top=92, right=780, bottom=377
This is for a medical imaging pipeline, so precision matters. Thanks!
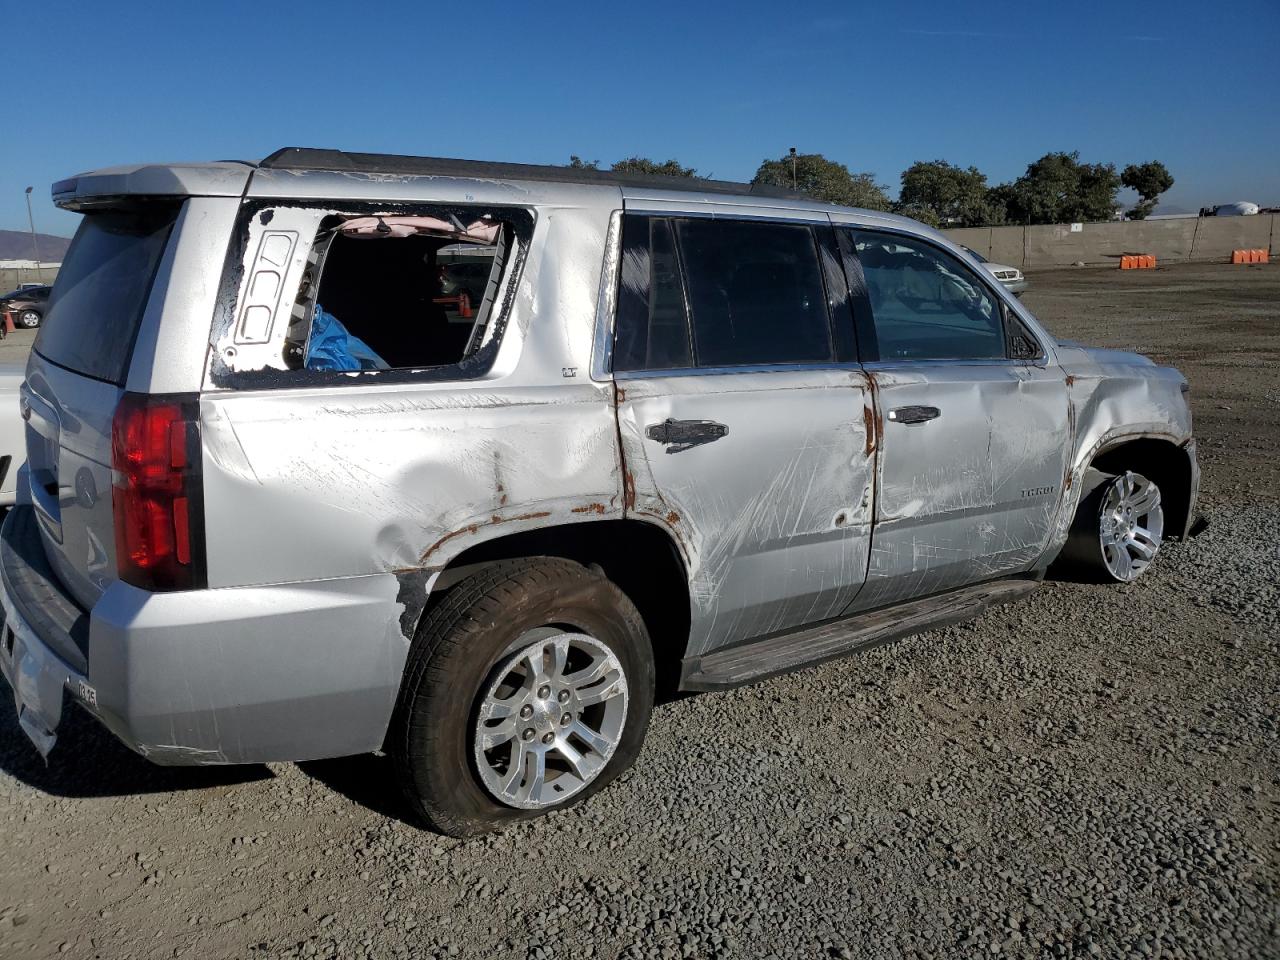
left=24, top=186, right=41, bottom=283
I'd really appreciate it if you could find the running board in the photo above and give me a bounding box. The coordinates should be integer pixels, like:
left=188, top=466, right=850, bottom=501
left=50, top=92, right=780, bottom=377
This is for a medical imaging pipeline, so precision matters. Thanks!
left=680, top=578, right=1039, bottom=692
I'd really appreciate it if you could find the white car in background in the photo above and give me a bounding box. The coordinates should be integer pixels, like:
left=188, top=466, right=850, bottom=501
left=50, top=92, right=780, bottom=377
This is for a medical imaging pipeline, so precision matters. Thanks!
left=964, top=246, right=1028, bottom=296
left=0, top=364, right=23, bottom=506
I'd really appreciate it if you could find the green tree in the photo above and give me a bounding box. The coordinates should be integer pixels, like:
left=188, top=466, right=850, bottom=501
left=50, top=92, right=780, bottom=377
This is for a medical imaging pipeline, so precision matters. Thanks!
left=996, top=152, right=1121, bottom=224
left=983, top=184, right=1012, bottom=226
left=896, top=160, right=1000, bottom=227
left=567, top=155, right=599, bottom=170
left=1121, top=161, right=1174, bottom=220
left=611, top=157, right=697, bottom=177
left=752, top=153, right=891, bottom=211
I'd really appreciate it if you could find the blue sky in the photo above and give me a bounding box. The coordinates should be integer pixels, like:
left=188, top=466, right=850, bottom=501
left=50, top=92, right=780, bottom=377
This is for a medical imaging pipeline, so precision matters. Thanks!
left=5, top=0, right=1278, bottom=239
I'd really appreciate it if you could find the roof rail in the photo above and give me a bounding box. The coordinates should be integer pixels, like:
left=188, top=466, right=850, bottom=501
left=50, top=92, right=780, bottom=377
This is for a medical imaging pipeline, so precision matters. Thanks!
left=259, top=148, right=808, bottom=201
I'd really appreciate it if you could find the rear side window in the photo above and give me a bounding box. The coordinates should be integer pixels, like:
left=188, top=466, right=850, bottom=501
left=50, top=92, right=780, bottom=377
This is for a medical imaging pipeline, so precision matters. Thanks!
left=613, top=216, right=834, bottom=371
left=212, top=204, right=531, bottom=386
left=35, top=206, right=177, bottom=385
left=614, top=217, right=692, bottom=372
left=677, top=219, right=832, bottom=366
left=851, top=231, right=1005, bottom=361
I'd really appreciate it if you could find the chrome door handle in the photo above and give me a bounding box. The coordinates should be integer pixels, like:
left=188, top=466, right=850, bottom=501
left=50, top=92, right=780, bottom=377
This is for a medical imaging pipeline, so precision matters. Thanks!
left=645, top=418, right=728, bottom=453
left=887, top=405, right=940, bottom=424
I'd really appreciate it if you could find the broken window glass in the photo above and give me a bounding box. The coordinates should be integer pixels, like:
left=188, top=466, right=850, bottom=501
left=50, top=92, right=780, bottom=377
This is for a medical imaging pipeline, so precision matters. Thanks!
left=214, top=205, right=528, bottom=384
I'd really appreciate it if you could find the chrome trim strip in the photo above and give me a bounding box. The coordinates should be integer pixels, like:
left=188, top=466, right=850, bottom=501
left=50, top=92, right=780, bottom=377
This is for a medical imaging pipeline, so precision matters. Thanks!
left=859, top=358, right=1027, bottom=371
left=591, top=209, right=623, bottom=383
left=614, top=362, right=864, bottom=381
left=619, top=203, right=831, bottom=226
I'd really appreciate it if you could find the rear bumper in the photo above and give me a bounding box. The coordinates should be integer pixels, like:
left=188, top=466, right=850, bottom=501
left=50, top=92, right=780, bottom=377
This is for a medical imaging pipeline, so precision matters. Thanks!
left=0, top=506, right=410, bottom=765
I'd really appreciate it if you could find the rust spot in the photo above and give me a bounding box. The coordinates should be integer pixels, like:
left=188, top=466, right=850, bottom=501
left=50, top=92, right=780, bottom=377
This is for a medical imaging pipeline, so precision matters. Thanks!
left=420, top=511, right=553, bottom=562
left=615, top=385, right=626, bottom=403
left=1065, top=374, right=1076, bottom=387
left=509, top=511, right=551, bottom=523
left=835, top=512, right=847, bottom=527
left=572, top=502, right=609, bottom=515
left=866, top=375, right=884, bottom=454
left=665, top=510, right=680, bottom=526
left=623, top=469, right=636, bottom=511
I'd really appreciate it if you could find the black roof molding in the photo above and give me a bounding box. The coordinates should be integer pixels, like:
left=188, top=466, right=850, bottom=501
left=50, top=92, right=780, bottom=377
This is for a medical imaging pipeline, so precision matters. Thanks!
left=259, top=148, right=807, bottom=201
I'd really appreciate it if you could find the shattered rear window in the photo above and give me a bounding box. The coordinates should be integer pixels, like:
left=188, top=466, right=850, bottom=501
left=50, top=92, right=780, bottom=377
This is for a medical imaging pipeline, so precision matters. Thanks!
left=212, top=203, right=531, bottom=386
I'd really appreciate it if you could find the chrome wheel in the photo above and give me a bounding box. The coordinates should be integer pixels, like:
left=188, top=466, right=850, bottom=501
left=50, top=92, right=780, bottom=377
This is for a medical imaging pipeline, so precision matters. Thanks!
left=473, top=629, right=628, bottom=810
left=1099, top=471, right=1164, bottom=582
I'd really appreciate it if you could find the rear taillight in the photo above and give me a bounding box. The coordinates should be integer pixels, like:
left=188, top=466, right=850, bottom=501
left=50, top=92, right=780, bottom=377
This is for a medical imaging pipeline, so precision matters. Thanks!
left=111, top=392, right=206, bottom=591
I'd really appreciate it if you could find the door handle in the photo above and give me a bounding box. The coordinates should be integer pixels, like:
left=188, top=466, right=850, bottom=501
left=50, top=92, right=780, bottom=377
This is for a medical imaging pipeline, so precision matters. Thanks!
left=887, top=405, right=941, bottom=424
left=645, top=418, right=728, bottom=453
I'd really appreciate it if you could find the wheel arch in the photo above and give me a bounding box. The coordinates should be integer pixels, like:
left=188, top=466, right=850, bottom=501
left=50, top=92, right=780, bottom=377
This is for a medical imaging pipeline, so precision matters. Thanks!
left=421, top=518, right=693, bottom=696
left=1087, top=435, right=1196, bottom=539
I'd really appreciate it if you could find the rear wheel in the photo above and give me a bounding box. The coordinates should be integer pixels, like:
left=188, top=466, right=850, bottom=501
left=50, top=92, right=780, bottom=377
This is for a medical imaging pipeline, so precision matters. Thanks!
left=17, top=309, right=41, bottom=329
left=1059, top=469, right=1165, bottom=582
left=390, top=558, right=654, bottom=836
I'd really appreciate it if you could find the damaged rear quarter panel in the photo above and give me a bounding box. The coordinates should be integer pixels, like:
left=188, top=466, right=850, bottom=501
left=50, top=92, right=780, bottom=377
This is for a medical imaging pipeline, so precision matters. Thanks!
left=198, top=196, right=626, bottom=618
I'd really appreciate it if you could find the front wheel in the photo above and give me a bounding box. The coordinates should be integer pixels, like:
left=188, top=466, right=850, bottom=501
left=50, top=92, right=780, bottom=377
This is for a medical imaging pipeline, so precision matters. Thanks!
left=1059, top=469, right=1165, bottom=582
left=389, top=558, right=654, bottom=836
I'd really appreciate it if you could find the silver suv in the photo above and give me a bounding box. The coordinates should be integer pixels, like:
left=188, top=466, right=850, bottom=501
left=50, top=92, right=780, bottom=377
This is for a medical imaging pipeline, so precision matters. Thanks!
left=0, top=149, right=1197, bottom=835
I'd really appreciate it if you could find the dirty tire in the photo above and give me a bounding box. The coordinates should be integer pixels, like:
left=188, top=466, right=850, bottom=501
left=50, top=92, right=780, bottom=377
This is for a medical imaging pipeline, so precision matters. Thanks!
left=389, top=558, right=654, bottom=837
left=1056, top=468, right=1164, bottom=583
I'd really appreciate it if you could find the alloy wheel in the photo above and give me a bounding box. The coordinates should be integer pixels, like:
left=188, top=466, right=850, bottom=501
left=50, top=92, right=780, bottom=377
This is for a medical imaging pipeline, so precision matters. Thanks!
left=473, top=629, right=628, bottom=809
left=1099, top=471, right=1164, bottom=582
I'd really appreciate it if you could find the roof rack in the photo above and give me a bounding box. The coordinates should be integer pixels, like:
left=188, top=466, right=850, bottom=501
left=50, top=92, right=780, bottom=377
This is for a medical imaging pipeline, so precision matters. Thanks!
left=259, top=148, right=808, bottom=201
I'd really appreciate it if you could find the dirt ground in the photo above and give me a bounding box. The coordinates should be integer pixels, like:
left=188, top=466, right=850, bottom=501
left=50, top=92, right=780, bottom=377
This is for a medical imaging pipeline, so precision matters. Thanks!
left=0, top=262, right=1276, bottom=960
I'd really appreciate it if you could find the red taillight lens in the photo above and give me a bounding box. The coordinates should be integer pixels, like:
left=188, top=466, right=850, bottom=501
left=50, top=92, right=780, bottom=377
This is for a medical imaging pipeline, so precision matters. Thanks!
left=111, top=393, right=205, bottom=591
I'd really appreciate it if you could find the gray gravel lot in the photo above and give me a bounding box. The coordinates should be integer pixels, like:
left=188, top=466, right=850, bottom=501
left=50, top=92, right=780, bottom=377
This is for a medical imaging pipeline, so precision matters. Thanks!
left=0, top=263, right=1277, bottom=960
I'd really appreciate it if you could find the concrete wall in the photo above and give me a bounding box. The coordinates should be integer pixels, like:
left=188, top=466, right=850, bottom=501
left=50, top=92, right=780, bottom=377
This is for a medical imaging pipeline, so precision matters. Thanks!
left=0, top=266, right=58, bottom=290
left=944, top=215, right=1277, bottom=268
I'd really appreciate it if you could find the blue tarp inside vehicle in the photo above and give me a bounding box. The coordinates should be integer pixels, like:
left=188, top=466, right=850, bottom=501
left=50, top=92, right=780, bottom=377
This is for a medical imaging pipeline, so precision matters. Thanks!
left=305, top=307, right=389, bottom=371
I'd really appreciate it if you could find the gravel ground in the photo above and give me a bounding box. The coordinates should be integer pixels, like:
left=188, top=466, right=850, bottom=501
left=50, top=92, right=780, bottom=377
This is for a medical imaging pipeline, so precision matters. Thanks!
left=0, top=262, right=1277, bottom=960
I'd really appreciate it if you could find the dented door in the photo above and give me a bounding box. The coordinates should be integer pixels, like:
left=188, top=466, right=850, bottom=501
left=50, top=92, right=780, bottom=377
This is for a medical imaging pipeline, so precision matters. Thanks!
left=617, top=369, right=875, bottom=658
left=853, top=359, right=1070, bottom=611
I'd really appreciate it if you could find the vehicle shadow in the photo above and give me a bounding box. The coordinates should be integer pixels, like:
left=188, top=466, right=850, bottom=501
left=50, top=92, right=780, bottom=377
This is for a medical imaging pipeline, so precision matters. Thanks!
left=0, top=683, right=273, bottom=798
left=297, top=753, right=419, bottom=827
left=299, top=696, right=695, bottom=831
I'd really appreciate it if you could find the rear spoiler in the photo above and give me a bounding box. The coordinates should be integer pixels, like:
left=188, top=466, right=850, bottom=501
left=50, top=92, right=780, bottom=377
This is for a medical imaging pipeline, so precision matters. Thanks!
left=52, top=162, right=254, bottom=211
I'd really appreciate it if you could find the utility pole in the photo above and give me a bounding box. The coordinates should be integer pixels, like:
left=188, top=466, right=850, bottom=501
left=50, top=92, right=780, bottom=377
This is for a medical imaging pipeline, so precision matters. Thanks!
left=24, top=186, right=40, bottom=283
left=788, top=147, right=797, bottom=190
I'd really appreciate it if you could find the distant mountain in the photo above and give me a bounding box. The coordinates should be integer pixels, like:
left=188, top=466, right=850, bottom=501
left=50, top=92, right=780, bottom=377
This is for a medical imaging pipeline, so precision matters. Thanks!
left=0, top=230, right=71, bottom=262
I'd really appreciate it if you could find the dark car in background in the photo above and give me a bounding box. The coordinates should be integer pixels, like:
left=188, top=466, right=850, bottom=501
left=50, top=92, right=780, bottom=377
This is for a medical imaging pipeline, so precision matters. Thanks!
left=0, top=285, right=50, bottom=328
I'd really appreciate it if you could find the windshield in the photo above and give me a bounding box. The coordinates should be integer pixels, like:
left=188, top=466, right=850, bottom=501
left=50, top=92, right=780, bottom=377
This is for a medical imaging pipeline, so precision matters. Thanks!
left=34, top=205, right=178, bottom=385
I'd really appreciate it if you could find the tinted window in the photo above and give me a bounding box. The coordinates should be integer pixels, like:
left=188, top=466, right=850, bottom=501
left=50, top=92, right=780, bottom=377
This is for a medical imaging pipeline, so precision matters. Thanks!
left=35, top=206, right=177, bottom=384
left=676, top=219, right=832, bottom=366
left=613, top=216, right=691, bottom=372
left=853, top=232, right=1004, bottom=361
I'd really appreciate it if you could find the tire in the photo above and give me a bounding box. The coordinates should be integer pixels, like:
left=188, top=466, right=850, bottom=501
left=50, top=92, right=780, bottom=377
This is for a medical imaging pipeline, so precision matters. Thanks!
left=17, top=309, right=41, bottom=329
left=389, top=557, right=654, bottom=836
left=1056, top=468, right=1165, bottom=583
